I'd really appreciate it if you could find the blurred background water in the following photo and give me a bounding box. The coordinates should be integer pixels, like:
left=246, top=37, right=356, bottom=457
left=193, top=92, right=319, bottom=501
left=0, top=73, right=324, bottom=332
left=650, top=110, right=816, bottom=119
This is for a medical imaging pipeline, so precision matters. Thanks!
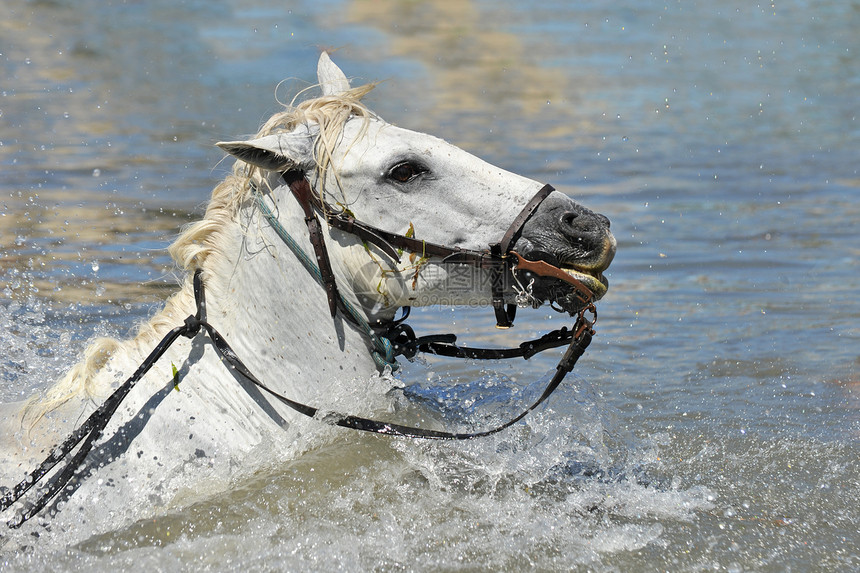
left=1, top=0, right=858, bottom=570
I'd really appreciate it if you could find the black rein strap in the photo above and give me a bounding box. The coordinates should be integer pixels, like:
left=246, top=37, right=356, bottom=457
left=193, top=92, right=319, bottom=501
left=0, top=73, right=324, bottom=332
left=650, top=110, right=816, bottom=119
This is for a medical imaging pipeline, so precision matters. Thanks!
left=1, top=270, right=594, bottom=529
left=0, top=285, right=209, bottom=528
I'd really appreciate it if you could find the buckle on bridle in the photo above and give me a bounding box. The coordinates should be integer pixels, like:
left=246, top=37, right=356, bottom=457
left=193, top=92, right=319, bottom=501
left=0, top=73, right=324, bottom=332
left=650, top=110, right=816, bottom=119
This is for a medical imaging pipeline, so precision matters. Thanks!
left=509, top=252, right=595, bottom=310
left=575, top=303, right=598, bottom=339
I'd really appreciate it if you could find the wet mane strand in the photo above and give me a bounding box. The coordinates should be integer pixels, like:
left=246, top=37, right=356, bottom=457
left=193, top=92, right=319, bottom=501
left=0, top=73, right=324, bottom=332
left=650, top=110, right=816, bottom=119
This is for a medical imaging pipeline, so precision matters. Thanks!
left=170, top=82, right=377, bottom=273
left=24, top=83, right=377, bottom=426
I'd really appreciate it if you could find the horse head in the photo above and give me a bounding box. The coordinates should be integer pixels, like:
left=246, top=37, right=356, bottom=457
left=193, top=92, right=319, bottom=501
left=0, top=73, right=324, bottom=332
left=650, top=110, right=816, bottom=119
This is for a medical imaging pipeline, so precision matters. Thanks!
left=218, top=52, right=615, bottom=322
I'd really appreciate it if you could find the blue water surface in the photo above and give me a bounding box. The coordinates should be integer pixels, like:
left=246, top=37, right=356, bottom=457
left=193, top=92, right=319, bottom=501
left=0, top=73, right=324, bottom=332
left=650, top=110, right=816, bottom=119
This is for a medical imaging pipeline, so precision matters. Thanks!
left=1, top=0, right=858, bottom=570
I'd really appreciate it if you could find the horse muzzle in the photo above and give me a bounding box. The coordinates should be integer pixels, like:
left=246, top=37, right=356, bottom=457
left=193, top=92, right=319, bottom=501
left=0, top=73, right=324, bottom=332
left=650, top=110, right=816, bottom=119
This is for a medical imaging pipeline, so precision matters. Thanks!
left=513, top=195, right=616, bottom=314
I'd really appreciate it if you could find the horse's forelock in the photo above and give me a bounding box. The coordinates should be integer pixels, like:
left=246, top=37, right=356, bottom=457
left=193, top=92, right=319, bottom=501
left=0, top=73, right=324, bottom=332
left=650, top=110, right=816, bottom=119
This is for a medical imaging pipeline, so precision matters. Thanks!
left=255, top=82, right=378, bottom=198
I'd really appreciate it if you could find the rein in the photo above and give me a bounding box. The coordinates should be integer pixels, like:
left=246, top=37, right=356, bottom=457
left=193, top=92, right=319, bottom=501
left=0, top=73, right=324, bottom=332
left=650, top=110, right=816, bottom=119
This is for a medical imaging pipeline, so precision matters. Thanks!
left=1, top=174, right=600, bottom=529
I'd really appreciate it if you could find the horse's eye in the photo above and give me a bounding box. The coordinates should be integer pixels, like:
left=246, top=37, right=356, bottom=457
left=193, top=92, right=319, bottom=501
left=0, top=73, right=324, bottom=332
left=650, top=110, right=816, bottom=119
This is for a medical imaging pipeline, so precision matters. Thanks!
left=388, top=161, right=426, bottom=183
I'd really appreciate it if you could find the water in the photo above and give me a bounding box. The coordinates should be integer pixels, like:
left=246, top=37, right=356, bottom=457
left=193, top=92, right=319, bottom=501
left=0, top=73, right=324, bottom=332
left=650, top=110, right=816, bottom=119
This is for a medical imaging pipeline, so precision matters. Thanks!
left=2, top=0, right=858, bottom=570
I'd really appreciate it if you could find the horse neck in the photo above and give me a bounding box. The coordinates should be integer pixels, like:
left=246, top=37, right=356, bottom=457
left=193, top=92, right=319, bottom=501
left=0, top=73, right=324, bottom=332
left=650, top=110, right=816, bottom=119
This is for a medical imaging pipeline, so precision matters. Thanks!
left=197, top=192, right=381, bottom=401
left=2, top=180, right=384, bottom=484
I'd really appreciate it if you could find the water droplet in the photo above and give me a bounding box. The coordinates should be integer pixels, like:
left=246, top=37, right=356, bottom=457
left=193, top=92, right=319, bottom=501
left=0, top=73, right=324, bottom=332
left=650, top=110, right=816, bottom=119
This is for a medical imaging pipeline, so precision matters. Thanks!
left=91, top=260, right=100, bottom=273
left=92, top=168, right=101, bottom=177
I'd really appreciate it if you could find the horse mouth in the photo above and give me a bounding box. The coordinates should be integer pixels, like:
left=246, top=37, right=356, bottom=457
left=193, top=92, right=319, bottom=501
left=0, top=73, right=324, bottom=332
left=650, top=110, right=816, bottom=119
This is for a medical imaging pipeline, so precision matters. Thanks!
left=513, top=247, right=613, bottom=315
left=559, top=265, right=609, bottom=300
left=536, top=264, right=607, bottom=315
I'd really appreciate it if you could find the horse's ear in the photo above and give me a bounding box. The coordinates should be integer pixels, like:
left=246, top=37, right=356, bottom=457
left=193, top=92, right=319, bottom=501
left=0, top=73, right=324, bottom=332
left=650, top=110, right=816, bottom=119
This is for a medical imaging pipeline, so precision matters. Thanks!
left=318, top=51, right=351, bottom=96
left=217, top=128, right=316, bottom=172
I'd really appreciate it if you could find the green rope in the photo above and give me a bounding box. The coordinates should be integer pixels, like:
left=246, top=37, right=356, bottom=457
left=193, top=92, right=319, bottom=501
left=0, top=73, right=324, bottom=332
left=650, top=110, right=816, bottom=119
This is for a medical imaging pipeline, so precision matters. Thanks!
left=256, top=195, right=398, bottom=371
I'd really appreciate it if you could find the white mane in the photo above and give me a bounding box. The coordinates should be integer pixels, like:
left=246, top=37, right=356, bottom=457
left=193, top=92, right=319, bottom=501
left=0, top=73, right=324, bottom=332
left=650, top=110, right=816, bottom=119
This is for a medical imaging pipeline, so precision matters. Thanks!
left=23, top=81, right=378, bottom=427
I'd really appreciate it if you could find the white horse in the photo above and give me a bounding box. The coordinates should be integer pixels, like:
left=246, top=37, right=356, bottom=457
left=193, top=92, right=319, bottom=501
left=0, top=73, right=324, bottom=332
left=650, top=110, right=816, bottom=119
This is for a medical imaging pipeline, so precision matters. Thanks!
left=0, top=53, right=615, bottom=542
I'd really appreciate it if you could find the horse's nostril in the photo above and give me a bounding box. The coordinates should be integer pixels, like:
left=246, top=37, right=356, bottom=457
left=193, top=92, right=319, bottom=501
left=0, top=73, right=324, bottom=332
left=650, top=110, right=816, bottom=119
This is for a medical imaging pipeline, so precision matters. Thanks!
left=561, top=210, right=611, bottom=232
left=561, top=212, right=578, bottom=227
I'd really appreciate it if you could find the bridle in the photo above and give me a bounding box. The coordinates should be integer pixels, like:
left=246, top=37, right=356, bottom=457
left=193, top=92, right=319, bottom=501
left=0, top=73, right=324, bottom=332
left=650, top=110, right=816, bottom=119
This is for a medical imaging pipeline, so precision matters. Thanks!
left=1, top=171, right=601, bottom=529
left=278, top=169, right=595, bottom=329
